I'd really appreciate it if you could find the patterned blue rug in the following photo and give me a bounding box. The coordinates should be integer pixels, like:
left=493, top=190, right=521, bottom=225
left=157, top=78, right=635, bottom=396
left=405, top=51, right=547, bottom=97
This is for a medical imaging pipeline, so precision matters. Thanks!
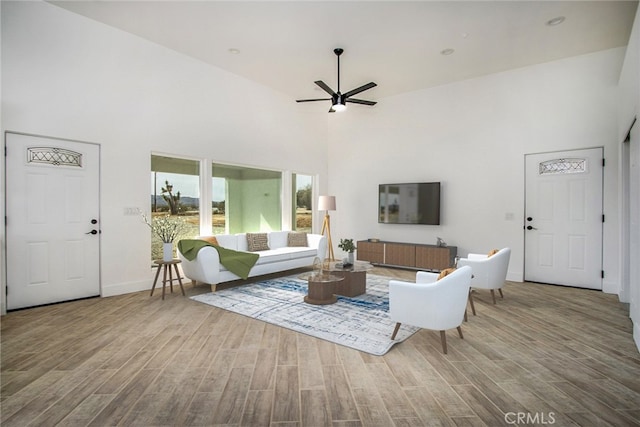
left=190, top=274, right=419, bottom=355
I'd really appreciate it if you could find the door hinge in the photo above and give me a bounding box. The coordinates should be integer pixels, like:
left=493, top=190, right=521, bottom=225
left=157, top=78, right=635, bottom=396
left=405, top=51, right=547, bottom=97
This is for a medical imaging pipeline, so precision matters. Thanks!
left=602, top=158, right=605, bottom=167
left=602, top=214, right=605, bottom=223
left=601, top=270, right=605, bottom=279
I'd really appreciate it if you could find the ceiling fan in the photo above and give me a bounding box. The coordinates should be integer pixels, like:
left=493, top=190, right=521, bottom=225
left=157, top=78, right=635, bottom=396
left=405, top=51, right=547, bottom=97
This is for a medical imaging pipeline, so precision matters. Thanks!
left=296, top=48, right=377, bottom=113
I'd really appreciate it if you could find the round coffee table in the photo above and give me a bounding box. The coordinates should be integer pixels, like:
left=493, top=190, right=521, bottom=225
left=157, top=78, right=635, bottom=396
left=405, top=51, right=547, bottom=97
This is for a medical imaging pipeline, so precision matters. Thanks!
left=299, top=272, right=344, bottom=305
left=324, top=261, right=373, bottom=297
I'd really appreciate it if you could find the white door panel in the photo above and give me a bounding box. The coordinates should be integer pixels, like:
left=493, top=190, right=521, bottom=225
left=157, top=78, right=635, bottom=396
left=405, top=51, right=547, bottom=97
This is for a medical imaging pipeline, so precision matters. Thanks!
left=6, top=133, right=100, bottom=310
left=525, top=148, right=603, bottom=289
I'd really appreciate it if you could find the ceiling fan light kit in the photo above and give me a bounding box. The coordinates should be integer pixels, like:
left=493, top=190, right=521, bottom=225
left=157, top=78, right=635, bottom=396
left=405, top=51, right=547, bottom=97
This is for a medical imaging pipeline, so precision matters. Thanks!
left=297, top=48, right=377, bottom=113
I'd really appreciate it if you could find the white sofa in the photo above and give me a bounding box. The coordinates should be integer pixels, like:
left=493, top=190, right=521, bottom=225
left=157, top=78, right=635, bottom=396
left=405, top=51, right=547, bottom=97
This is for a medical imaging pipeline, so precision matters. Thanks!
left=178, top=231, right=327, bottom=291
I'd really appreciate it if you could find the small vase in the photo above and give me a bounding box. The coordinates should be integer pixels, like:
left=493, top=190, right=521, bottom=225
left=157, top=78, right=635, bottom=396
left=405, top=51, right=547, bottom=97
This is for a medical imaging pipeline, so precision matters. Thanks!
left=348, top=252, right=355, bottom=265
left=162, top=242, right=173, bottom=262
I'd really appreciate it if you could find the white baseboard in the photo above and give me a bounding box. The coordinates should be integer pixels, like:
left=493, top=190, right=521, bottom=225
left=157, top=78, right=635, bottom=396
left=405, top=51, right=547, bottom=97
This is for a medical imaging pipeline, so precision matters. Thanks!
left=101, top=279, right=151, bottom=297
left=506, top=270, right=523, bottom=282
left=635, top=322, right=640, bottom=354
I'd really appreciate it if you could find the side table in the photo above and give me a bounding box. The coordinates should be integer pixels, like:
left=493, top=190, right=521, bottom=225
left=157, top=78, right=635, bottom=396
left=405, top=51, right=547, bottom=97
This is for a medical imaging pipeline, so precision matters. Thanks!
left=151, top=259, right=185, bottom=300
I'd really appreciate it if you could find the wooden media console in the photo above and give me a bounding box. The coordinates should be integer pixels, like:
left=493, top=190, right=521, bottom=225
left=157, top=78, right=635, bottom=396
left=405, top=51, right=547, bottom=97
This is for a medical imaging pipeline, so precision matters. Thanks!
left=356, top=240, right=457, bottom=271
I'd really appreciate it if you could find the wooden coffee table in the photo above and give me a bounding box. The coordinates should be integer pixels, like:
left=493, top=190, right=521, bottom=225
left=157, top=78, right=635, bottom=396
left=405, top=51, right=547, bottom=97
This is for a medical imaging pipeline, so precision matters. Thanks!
left=325, top=261, right=373, bottom=297
left=299, top=273, right=344, bottom=305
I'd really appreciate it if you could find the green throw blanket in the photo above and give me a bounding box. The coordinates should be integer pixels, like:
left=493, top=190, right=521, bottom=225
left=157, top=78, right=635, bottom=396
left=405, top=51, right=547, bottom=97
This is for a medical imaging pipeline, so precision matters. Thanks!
left=177, top=239, right=260, bottom=280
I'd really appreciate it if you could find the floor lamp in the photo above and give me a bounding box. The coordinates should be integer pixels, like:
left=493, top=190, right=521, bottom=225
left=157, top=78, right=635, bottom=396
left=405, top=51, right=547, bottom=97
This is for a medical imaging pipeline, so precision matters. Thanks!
left=318, top=195, right=336, bottom=261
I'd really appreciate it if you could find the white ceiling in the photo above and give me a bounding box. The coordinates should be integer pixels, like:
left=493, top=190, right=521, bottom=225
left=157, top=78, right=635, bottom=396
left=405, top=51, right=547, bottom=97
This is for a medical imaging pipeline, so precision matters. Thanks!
left=50, top=1, right=638, bottom=109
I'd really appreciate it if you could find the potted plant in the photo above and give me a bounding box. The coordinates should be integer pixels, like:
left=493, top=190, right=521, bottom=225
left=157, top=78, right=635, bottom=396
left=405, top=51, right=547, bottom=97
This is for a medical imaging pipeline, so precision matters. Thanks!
left=338, top=238, right=357, bottom=266
left=140, top=211, right=187, bottom=261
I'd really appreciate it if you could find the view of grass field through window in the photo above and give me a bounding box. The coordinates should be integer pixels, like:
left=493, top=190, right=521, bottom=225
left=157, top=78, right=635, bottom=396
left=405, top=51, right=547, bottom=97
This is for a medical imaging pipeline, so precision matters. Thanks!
left=150, top=156, right=313, bottom=260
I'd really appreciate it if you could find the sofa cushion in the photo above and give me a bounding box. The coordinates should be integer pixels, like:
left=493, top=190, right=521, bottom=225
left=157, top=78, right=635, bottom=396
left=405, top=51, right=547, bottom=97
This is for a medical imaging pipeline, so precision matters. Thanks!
left=268, top=231, right=289, bottom=249
left=215, top=234, right=238, bottom=250
left=288, top=247, right=317, bottom=259
left=287, top=232, right=308, bottom=247
left=247, top=233, right=270, bottom=252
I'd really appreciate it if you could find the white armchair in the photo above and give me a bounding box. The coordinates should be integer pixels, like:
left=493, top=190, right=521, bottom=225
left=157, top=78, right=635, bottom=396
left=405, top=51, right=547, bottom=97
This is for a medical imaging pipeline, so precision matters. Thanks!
left=457, top=248, right=511, bottom=305
left=389, top=265, right=473, bottom=354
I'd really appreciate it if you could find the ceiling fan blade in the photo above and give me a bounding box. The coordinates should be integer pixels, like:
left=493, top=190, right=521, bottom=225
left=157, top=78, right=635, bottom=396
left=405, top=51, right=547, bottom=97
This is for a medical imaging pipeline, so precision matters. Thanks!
left=345, top=98, right=377, bottom=106
left=343, top=82, right=377, bottom=98
left=296, top=98, right=331, bottom=103
left=315, top=80, right=336, bottom=96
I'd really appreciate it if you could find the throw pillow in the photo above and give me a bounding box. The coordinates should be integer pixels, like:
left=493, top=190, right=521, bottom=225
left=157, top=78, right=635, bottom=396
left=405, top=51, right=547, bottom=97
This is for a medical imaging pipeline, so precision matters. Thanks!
left=247, top=233, right=270, bottom=252
left=200, top=236, right=219, bottom=246
left=287, top=232, right=308, bottom=247
left=487, top=249, right=499, bottom=257
left=437, top=267, right=456, bottom=280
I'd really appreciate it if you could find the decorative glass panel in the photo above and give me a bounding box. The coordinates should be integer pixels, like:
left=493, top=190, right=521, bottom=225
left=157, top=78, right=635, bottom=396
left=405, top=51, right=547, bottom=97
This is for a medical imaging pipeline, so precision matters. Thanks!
left=27, top=147, right=82, bottom=167
left=539, top=158, right=586, bottom=175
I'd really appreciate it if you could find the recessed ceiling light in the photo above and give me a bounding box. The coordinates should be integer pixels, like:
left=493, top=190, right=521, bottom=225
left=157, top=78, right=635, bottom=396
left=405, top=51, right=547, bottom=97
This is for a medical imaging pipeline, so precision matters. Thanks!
left=440, top=48, right=455, bottom=56
left=228, top=48, right=240, bottom=54
left=546, top=16, right=565, bottom=26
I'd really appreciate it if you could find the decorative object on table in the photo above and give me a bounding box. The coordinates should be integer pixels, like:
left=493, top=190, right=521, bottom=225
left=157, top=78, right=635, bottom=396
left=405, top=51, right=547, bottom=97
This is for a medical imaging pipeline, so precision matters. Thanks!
left=140, top=210, right=187, bottom=261
left=191, top=273, right=419, bottom=355
left=437, top=237, right=447, bottom=247
left=318, top=195, right=336, bottom=260
left=338, top=238, right=357, bottom=266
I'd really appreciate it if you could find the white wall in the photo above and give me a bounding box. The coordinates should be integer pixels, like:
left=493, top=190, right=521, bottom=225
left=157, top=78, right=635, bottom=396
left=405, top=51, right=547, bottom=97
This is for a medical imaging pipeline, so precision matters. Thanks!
left=0, top=1, right=328, bottom=306
left=328, top=48, right=625, bottom=290
left=618, top=6, right=640, bottom=350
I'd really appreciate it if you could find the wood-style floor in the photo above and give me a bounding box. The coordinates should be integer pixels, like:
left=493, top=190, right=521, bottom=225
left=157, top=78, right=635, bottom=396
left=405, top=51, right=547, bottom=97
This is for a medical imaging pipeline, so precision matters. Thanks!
left=2, top=266, right=639, bottom=426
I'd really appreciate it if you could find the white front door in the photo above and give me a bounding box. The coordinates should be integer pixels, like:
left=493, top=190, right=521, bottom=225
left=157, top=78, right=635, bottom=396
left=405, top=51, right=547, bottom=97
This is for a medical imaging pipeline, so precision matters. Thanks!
left=524, top=148, right=603, bottom=289
left=5, top=133, right=100, bottom=310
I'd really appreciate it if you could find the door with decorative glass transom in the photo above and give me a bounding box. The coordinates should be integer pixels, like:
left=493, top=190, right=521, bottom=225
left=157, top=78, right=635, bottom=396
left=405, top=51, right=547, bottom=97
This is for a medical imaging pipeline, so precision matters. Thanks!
left=524, top=148, right=603, bottom=289
left=5, top=133, right=100, bottom=310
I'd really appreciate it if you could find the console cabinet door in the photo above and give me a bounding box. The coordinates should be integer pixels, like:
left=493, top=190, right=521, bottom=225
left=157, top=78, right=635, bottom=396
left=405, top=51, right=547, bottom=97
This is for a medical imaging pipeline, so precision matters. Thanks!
left=415, top=246, right=452, bottom=270
left=357, top=241, right=384, bottom=263
left=385, top=243, right=416, bottom=267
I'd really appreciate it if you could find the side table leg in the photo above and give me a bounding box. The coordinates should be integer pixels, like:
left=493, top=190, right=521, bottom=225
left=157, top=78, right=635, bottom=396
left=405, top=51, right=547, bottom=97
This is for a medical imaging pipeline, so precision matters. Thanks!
left=162, top=265, right=168, bottom=300
left=150, top=264, right=162, bottom=297
left=169, top=264, right=174, bottom=294
left=174, top=264, right=185, bottom=296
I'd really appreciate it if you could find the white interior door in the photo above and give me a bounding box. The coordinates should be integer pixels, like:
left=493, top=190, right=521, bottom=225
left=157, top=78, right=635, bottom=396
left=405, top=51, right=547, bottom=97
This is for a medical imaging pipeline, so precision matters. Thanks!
left=5, top=133, right=100, bottom=310
left=524, top=148, right=603, bottom=289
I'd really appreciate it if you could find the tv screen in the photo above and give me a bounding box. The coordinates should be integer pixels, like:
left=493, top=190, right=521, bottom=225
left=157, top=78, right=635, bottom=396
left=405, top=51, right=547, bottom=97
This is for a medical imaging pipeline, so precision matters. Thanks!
left=379, top=182, right=440, bottom=225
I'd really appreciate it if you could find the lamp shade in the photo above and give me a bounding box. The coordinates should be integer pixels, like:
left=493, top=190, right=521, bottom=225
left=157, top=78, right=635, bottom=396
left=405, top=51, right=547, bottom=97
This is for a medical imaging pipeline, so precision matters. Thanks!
left=318, top=195, right=336, bottom=211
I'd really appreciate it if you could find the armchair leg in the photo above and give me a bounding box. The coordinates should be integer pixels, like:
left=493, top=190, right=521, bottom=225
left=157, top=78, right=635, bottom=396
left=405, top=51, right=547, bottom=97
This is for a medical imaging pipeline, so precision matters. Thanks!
left=457, top=326, right=463, bottom=339
left=468, top=291, right=476, bottom=316
left=391, top=322, right=401, bottom=340
left=464, top=307, right=468, bottom=323
left=490, top=289, right=497, bottom=304
left=499, top=288, right=504, bottom=299
left=440, top=330, right=447, bottom=354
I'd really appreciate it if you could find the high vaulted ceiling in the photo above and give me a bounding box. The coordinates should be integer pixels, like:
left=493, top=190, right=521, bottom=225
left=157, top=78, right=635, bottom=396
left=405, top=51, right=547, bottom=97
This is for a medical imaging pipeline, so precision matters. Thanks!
left=50, top=1, right=638, bottom=110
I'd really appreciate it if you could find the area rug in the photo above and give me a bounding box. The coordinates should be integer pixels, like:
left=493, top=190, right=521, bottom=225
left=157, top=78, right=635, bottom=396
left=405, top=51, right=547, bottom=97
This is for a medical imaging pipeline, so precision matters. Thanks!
left=190, top=274, right=419, bottom=355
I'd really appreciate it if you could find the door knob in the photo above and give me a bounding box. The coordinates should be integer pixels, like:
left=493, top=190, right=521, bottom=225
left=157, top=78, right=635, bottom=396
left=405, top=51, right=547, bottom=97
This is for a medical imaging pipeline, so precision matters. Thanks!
left=86, top=229, right=98, bottom=235
left=526, top=225, right=538, bottom=230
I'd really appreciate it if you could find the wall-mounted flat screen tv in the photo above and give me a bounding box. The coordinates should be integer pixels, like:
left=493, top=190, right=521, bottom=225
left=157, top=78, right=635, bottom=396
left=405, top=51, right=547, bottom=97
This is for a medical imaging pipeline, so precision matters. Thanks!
left=379, top=182, right=440, bottom=225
